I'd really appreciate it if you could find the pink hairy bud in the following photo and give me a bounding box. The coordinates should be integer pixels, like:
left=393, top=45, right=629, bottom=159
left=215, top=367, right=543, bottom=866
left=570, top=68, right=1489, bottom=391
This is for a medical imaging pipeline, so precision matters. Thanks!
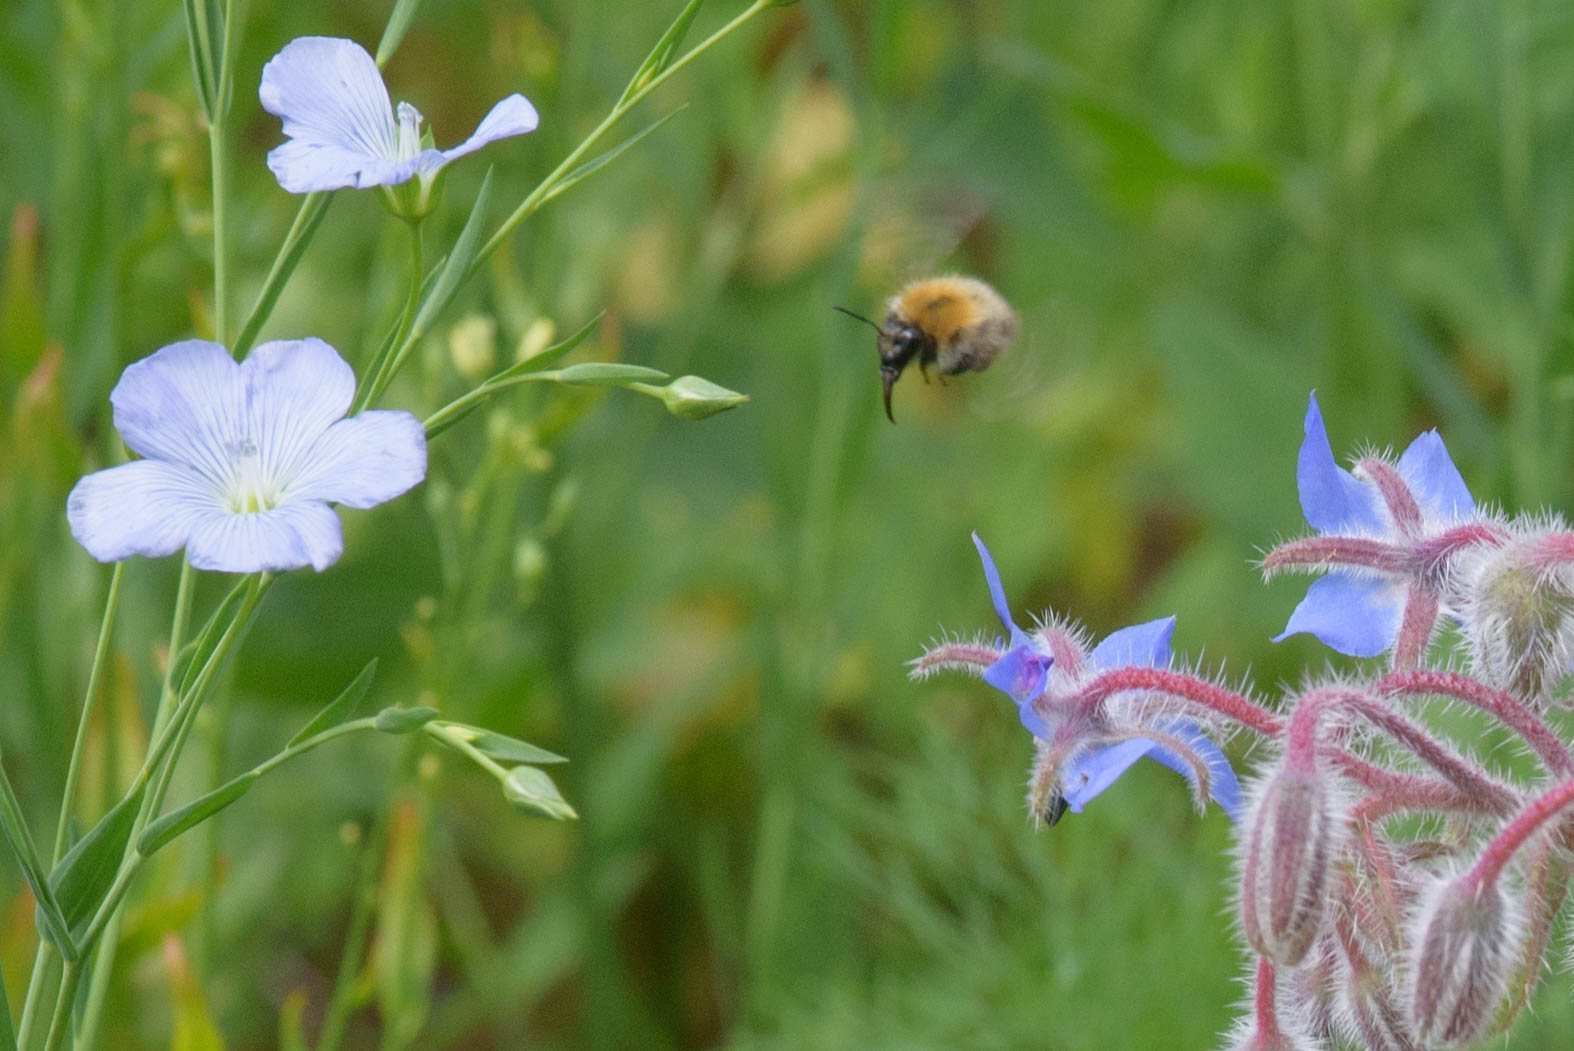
left=1339, top=943, right=1424, bottom=1051
left=1455, top=532, right=1574, bottom=705
left=1408, top=874, right=1521, bottom=1048
left=1240, top=763, right=1337, bottom=966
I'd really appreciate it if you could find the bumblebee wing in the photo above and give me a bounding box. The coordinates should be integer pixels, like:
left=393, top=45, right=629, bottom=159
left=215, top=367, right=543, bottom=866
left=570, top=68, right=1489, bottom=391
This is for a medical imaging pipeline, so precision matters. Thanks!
left=853, top=180, right=994, bottom=294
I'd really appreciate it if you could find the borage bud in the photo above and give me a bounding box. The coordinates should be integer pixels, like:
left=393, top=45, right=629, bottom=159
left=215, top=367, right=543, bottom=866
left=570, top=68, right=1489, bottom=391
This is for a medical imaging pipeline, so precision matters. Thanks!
left=1408, top=874, right=1521, bottom=1048
left=1341, top=962, right=1423, bottom=1051
left=1455, top=530, right=1574, bottom=706
left=1239, top=762, right=1338, bottom=966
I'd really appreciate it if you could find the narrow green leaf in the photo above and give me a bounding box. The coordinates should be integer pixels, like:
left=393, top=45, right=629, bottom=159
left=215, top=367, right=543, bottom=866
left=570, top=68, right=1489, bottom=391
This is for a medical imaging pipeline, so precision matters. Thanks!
left=375, top=0, right=427, bottom=67
left=289, top=660, right=378, bottom=747
left=0, top=764, right=75, bottom=958
left=176, top=578, right=250, bottom=698
left=181, top=0, right=216, bottom=119
left=618, top=0, right=706, bottom=106
left=502, top=767, right=578, bottom=821
left=51, top=783, right=146, bottom=935
left=137, top=773, right=259, bottom=858
left=496, top=311, right=606, bottom=379
left=375, top=706, right=440, bottom=734
left=411, top=167, right=495, bottom=339
left=555, top=362, right=670, bottom=387
left=540, top=107, right=687, bottom=208
left=0, top=954, right=16, bottom=1051
left=441, top=724, right=567, bottom=765
left=233, top=193, right=333, bottom=358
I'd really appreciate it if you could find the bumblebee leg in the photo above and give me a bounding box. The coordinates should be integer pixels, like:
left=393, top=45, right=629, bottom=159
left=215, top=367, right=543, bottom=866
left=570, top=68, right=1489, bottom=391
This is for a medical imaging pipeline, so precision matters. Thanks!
left=918, top=360, right=930, bottom=384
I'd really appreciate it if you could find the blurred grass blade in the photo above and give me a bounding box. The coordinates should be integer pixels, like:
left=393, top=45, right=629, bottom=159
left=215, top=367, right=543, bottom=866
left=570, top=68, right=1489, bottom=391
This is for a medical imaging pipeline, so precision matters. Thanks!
left=375, top=707, right=440, bottom=733
left=232, top=193, right=333, bottom=358
left=499, top=311, right=605, bottom=378
left=175, top=578, right=251, bottom=698
left=182, top=0, right=218, bottom=119
left=539, top=107, right=686, bottom=207
left=441, top=724, right=567, bottom=764
left=51, top=783, right=146, bottom=936
left=618, top=0, right=706, bottom=106
left=137, top=773, right=259, bottom=858
left=502, top=767, right=577, bottom=820
left=555, top=362, right=670, bottom=386
left=410, top=168, right=495, bottom=341
left=0, top=956, right=14, bottom=1051
left=0, top=760, right=75, bottom=958
left=163, top=935, right=225, bottom=1051
left=288, top=660, right=378, bottom=747
left=375, top=0, right=426, bottom=68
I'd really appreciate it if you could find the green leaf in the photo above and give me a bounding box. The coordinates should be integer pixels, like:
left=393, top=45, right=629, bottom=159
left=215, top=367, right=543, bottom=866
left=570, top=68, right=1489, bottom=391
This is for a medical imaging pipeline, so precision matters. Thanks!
left=51, top=782, right=146, bottom=936
left=539, top=107, right=687, bottom=208
left=496, top=311, right=606, bottom=379
left=375, top=0, right=427, bottom=67
left=0, top=955, right=16, bottom=1051
left=555, top=362, right=670, bottom=387
left=411, top=167, right=494, bottom=340
left=502, top=767, right=578, bottom=821
left=0, top=764, right=75, bottom=959
left=442, top=724, right=567, bottom=764
left=619, top=0, right=706, bottom=106
left=289, top=660, right=378, bottom=747
left=137, top=772, right=259, bottom=858
left=375, top=706, right=441, bottom=734
left=233, top=193, right=333, bottom=358
left=181, top=0, right=217, bottom=119
left=176, top=578, right=251, bottom=698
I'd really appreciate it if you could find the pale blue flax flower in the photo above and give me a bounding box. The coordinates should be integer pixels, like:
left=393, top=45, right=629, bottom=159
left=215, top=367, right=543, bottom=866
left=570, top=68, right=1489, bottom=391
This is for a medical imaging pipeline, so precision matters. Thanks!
left=1266, top=393, right=1500, bottom=665
left=260, top=36, right=539, bottom=194
left=955, top=534, right=1241, bottom=824
left=67, top=339, right=426, bottom=573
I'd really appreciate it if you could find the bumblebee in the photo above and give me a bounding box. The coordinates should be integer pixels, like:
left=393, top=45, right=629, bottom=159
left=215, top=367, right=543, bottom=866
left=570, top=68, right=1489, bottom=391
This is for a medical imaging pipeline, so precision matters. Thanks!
left=836, top=275, right=1017, bottom=422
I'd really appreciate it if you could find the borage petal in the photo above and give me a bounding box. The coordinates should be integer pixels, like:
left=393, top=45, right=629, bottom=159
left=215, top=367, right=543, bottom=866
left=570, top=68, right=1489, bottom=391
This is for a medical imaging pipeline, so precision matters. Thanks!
left=1397, top=429, right=1473, bottom=525
left=1089, top=615, right=1175, bottom=670
left=242, top=338, right=356, bottom=483
left=971, top=532, right=1023, bottom=639
left=110, top=340, right=243, bottom=487
left=1273, top=571, right=1406, bottom=658
left=1297, top=393, right=1384, bottom=536
left=982, top=646, right=1052, bottom=736
left=1061, top=738, right=1156, bottom=813
left=260, top=37, right=400, bottom=192
left=282, top=411, right=426, bottom=508
left=186, top=500, right=344, bottom=573
left=66, top=460, right=217, bottom=563
left=1143, top=721, right=1243, bottom=822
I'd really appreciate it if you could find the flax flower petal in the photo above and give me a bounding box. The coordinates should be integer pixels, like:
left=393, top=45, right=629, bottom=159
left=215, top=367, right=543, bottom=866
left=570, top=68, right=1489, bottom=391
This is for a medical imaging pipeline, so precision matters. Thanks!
left=283, top=411, right=427, bottom=509
left=241, top=338, right=356, bottom=482
left=66, top=460, right=218, bottom=562
left=110, top=340, right=244, bottom=486
left=186, top=500, right=344, bottom=573
left=437, top=94, right=540, bottom=167
left=260, top=37, right=405, bottom=192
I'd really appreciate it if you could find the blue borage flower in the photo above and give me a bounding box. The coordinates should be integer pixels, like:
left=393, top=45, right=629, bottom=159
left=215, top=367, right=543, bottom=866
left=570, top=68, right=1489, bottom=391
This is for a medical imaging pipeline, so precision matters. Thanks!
left=260, top=36, right=539, bottom=194
left=67, top=339, right=426, bottom=573
left=1267, top=393, right=1497, bottom=664
left=971, top=533, right=1242, bottom=822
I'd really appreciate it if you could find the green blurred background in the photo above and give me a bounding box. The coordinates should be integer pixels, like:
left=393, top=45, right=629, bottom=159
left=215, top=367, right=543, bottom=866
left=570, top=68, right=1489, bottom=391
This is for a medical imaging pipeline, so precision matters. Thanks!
left=5, top=0, right=1574, bottom=1046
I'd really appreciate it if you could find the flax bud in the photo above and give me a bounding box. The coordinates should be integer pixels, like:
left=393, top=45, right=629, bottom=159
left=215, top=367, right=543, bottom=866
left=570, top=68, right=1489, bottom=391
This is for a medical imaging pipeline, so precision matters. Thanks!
left=1408, top=874, right=1520, bottom=1048
left=1240, top=763, right=1337, bottom=966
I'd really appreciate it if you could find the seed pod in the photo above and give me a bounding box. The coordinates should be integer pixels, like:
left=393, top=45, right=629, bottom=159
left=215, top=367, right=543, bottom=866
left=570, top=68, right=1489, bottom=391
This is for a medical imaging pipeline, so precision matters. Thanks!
left=1409, top=874, right=1521, bottom=1048
left=1240, top=764, right=1338, bottom=966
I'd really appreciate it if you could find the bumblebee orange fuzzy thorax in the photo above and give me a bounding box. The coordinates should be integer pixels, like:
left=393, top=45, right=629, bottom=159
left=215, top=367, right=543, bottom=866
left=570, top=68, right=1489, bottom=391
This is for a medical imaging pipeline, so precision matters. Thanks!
left=887, top=276, right=996, bottom=346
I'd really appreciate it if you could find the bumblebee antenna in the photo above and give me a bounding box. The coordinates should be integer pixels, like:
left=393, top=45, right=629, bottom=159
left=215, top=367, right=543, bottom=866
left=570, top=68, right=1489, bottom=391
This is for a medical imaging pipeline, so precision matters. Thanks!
left=833, top=305, right=881, bottom=331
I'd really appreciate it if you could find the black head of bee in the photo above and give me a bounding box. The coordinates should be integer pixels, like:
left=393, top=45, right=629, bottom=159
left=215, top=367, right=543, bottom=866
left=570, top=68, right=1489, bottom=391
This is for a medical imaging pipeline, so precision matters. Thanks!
left=833, top=306, right=930, bottom=423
